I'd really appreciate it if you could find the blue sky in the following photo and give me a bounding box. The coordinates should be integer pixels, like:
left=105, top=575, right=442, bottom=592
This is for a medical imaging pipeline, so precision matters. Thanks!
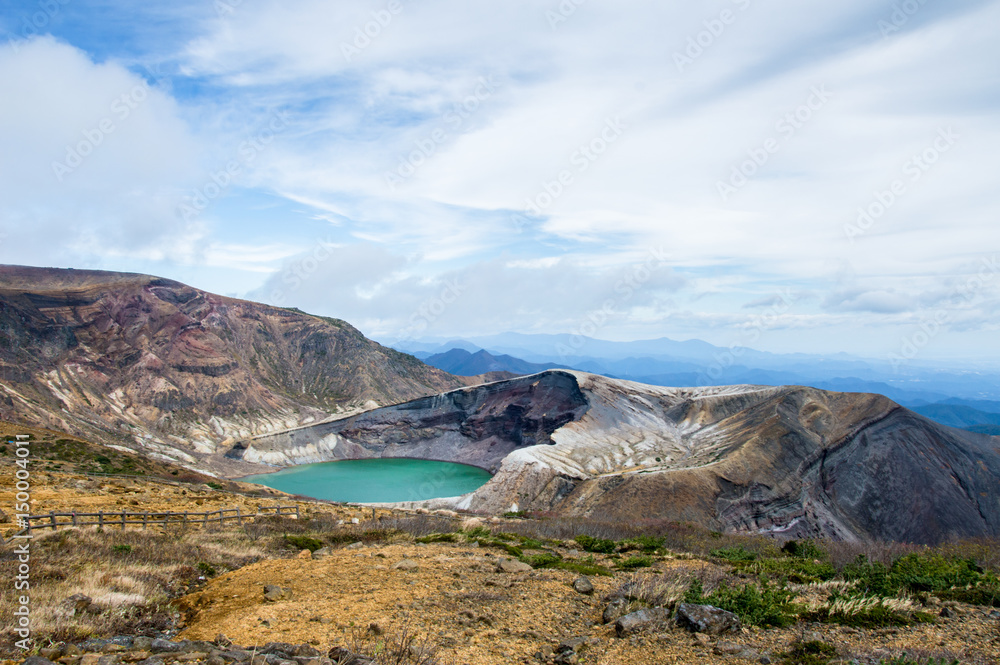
left=1, top=0, right=998, bottom=363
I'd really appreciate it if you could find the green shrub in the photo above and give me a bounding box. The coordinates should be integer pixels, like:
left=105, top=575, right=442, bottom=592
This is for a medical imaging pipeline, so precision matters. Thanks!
left=617, top=555, right=654, bottom=570
left=196, top=561, right=217, bottom=576
left=415, top=532, right=459, bottom=544
left=284, top=534, right=323, bottom=552
left=843, top=553, right=995, bottom=604
left=575, top=534, right=617, bottom=554
left=740, top=557, right=837, bottom=584
left=112, top=544, right=132, bottom=554
left=685, top=578, right=799, bottom=627
left=711, top=545, right=758, bottom=562
left=621, top=534, right=665, bottom=553
left=521, top=552, right=562, bottom=568
left=781, top=539, right=826, bottom=560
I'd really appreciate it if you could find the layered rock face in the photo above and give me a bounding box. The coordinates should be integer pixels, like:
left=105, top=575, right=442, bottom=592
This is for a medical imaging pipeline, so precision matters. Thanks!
left=0, top=265, right=465, bottom=467
left=245, top=369, right=1000, bottom=543
left=227, top=370, right=589, bottom=471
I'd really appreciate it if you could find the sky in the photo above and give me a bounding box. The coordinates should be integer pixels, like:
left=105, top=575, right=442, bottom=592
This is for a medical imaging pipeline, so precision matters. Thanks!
left=0, top=0, right=998, bottom=362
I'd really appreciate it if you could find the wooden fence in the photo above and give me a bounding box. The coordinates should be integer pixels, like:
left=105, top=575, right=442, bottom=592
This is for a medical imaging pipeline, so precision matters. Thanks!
left=2, top=505, right=298, bottom=544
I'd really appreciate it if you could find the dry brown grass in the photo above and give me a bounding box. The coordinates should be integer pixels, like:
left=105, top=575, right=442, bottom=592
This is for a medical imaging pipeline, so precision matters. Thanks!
left=0, top=525, right=267, bottom=647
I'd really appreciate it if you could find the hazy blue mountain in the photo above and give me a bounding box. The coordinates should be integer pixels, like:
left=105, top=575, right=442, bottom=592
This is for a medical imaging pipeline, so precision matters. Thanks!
left=911, top=404, right=1000, bottom=429
left=423, top=348, right=567, bottom=377
left=386, top=332, right=1000, bottom=401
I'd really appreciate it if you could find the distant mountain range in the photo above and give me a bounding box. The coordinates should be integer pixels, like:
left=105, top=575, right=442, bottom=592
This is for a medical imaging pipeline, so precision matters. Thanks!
left=388, top=333, right=1000, bottom=404
left=419, top=348, right=567, bottom=377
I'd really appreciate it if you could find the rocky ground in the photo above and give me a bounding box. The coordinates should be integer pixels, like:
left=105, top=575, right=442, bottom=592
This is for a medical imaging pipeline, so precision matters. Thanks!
left=2, top=460, right=999, bottom=664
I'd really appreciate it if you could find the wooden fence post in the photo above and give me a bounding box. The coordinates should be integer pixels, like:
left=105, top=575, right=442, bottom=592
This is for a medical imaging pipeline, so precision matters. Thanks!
left=72, top=512, right=78, bottom=527
left=98, top=511, right=104, bottom=529
left=236, top=507, right=242, bottom=526
left=121, top=510, right=126, bottom=531
left=143, top=512, right=148, bottom=529
left=295, top=506, right=300, bottom=519
left=49, top=512, right=57, bottom=531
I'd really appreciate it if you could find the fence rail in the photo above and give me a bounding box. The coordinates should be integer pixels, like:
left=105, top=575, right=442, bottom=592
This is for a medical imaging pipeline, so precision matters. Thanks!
left=2, top=505, right=298, bottom=545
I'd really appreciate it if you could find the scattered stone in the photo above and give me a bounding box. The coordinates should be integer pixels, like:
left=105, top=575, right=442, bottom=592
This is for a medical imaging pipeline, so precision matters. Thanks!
left=79, top=655, right=101, bottom=665
left=23, top=657, right=58, bottom=665
left=312, top=547, right=333, bottom=559
left=556, top=637, right=586, bottom=654
left=614, top=608, right=671, bottom=636
left=150, top=640, right=183, bottom=654
left=296, top=549, right=312, bottom=559
left=714, top=641, right=748, bottom=656
left=940, top=606, right=956, bottom=618
left=65, top=594, right=94, bottom=615
left=132, top=639, right=153, bottom=652
left=263, top=584, right=294, bottom=602
left=345, top=542, right=364, bottom=550
left=693, top=633, right=710, bottom=646
left=351, top=518, right=360, bottom=524
left=40, top=649, right=63, bottom=660
left=676, top=603, right=742, bottom=635
left=602, top=598, right=630, bottom=624
left=572, top=577, right=594, bottom=595
left=563, top=549, right=581, bottom=559
left=392, top=559, right=419, bottom=572
left=327, top=647, right=374, bottom=664
left=496, top=558, right=533, bottom=573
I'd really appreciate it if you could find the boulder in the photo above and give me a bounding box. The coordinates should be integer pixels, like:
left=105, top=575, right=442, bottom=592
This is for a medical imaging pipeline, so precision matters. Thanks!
left=391, top=559, right=418, bottom=572
left=675, top=603, right=742, bottom=635
left=602, top=598, right=630, bottom=624
left=572, top=577, right=594, bottom=595
left=263, top=585, right=293, bottom=602
left=614, top=608, right=671, bottom=636
left=495, top=558, right=533, bottom=573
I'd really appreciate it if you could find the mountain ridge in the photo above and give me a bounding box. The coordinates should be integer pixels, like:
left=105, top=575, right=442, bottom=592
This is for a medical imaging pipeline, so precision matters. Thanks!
left=0, top=265, right=472, bottom=473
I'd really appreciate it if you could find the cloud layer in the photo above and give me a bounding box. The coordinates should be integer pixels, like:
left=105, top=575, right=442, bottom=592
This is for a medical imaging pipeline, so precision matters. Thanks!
left=1, top=0, right=998, bottom=360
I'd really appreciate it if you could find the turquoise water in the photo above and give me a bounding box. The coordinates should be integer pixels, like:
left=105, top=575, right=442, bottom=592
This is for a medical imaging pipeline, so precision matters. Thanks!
left=239, top=458, right=492, bottom=503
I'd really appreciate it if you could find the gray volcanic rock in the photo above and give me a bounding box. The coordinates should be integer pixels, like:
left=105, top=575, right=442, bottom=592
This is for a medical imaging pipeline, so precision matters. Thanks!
left=228, top=370, right=588, bottom=470
left=247, top=369, right=1000, bottom=543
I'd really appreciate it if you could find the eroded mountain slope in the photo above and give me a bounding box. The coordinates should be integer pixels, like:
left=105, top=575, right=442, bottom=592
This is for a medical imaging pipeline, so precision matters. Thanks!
left=0, top=265, right=466, bottom=469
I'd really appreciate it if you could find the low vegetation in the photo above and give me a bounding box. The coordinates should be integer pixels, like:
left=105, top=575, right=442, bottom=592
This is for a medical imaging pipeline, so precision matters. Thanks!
left=2, top=463, right=998, bottom=664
